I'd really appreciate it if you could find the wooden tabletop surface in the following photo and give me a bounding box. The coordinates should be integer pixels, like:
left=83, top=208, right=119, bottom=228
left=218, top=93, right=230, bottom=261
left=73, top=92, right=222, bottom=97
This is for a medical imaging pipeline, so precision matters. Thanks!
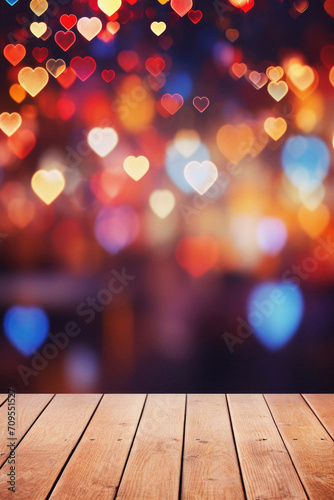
left=0, top=394, right=333, bottom=499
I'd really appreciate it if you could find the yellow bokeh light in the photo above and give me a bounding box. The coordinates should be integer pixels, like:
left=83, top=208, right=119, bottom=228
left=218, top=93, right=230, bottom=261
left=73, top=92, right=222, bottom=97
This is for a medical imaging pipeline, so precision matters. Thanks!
left=116, top=75, right=155, bottom=133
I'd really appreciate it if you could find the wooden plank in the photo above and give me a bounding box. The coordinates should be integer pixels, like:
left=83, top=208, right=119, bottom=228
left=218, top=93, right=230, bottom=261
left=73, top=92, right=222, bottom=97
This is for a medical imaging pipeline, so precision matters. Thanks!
left=0, top=395, right=8, bottom=407
left=228, top=394, right=307, bottom=500
left=0, top=394, right=54, bottom=467
left=181, top=394, right=244, bottom=500
left=115, top=394, right=185, bottom=500
left=49, top=394, right=146, bottom=500
left=0, top=394, right=101, bottom=500
left=265, top=394, right=334, bottom=500
left=302, top=394, right=334, bottom=440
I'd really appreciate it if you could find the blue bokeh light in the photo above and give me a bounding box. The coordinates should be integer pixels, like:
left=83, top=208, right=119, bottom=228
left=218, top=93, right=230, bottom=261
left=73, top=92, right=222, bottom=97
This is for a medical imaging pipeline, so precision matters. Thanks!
left=281, top=135, right=330, bottom=192
left=247, top=282, right=304, bottom=350
left=90, top=37, right=117, bottom=59
left=4, top=306, right=49, bottom=356
left=165, top=143, right=211, bottom=194
left=164, top=71, right=192, bottom=100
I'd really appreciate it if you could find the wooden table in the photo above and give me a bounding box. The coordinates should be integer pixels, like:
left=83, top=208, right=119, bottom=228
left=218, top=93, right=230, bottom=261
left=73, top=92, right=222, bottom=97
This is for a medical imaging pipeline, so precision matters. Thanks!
left=0, top=394, right=333, bottom=499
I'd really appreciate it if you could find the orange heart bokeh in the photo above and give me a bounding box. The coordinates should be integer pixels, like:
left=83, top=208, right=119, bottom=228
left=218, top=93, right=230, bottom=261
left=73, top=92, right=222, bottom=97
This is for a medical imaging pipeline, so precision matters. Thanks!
left=176, top=236, right=220, bottom=277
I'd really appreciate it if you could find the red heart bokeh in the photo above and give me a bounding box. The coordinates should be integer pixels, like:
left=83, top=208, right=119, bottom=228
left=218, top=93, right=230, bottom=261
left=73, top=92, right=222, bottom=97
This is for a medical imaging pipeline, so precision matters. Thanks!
left=32, top=47, right=49, bottom=63
left=55, top=30, right=76, bottom=51
left=70, top=56, right=96, bottom=81
left=101, top=69, right=115, bottom=82
left=188, top=10, right=202, bottom=24
left=3, top=44, right=26, bottom=66
left=60, top=14, right=77, bottom=30
left=145, top=57, right=165, bottom=77
left=193, top=96, right=210, bottom=112
left=161, top=93, right=184, bottom=115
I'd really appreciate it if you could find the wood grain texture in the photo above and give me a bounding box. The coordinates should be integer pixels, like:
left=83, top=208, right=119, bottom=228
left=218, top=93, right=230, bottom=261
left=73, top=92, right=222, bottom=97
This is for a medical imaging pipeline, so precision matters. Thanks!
left=181, top=394, right=244, bottom=500
left=0, top=394, right=101, bottom=500
left=115, top=394, right=185, bottom=500
left=302, top=394, right=334, bottom=440
left=49, top=394, right=146, bottom=500
left=228, top=394, right=307, bottom=500
left=0, top=393, right=333, bottom=500
left=0, top=393, right=53, bottom=467
left=265, top=394, right=334, bottom=500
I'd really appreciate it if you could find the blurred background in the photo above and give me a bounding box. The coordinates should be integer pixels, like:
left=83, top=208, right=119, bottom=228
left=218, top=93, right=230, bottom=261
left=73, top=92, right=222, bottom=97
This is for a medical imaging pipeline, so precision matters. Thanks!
left=0, top=0, right=334, bottom=393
